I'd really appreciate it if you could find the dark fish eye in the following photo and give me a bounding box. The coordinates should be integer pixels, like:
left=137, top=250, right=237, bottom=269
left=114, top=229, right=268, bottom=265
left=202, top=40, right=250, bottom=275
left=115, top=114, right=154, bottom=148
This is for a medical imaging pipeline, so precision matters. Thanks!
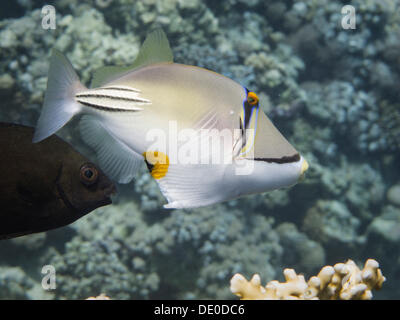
left=80, top=163, right=99, bottom=186
left=84, top=169, right=93, bottom=179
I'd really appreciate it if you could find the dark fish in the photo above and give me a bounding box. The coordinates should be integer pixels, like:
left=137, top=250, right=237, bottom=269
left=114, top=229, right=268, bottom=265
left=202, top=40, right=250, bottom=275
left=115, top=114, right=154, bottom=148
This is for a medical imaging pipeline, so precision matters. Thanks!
left=0, top=123, right=115, bottom=240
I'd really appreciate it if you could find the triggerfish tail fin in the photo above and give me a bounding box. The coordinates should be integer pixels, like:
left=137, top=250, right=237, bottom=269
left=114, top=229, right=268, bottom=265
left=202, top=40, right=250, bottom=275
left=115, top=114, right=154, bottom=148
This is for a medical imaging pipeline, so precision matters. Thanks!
left=33, top=49, right=85, bottom=143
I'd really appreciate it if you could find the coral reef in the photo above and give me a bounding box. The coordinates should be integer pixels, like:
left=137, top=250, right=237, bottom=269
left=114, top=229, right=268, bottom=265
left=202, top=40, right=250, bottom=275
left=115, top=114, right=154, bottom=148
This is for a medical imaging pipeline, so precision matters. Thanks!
left=230, top=259, right=385, bottom=300
left=0, top=266, right=35, bottom=299
left=0, top=266, right=52, bottom=300
left=86, top=293, right=111, bottom=300
left=303, top=200, right=363, bottom=248
left=45, top=202, right=288, bottom=299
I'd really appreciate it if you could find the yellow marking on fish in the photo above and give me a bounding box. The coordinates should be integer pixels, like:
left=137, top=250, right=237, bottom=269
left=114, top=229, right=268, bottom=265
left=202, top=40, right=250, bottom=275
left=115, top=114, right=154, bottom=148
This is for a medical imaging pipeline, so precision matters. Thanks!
left=247, top=91, right=259, bottom=106
left=143, top=151, right=169, bottom=179
left=298, top=158, right=309, bottom=182
left=301, top=158, right=309, bottom=175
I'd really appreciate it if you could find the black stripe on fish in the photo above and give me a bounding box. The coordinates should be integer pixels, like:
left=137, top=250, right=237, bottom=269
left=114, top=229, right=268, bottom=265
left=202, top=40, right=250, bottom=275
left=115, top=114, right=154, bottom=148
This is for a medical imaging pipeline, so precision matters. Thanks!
left=75, top=94, right=150, bottom=104
left=243, top=100, right=260, bottom=131
left=239, top=117, right=246, bottom=150
left=243, top=101, right=253, bottom=130
left=77, top=100, right=138, bottom=112
left=144, top=159, right=154, bottom=173
left=254, top=153, right=301, bottom=164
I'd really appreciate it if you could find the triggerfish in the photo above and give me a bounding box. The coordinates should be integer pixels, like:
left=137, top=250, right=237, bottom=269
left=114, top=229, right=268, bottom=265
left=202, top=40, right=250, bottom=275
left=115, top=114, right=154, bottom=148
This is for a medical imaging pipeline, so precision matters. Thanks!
left=0, top=123, right=115, bottom=240
left=33, top=29, right=308, bottom=209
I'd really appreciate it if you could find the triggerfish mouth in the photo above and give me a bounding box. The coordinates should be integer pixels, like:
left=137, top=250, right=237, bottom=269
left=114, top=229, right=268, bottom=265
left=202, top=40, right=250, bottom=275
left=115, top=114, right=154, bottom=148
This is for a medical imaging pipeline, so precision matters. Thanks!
left=33, top=29, right=308, bottom=209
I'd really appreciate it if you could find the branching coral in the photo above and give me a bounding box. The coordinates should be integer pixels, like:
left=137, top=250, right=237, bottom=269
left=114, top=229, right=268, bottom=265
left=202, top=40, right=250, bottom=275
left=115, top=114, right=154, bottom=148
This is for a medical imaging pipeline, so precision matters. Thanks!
left=230, top=259, right=385, bottom=300
left=86, top=293, right=110, bottom=300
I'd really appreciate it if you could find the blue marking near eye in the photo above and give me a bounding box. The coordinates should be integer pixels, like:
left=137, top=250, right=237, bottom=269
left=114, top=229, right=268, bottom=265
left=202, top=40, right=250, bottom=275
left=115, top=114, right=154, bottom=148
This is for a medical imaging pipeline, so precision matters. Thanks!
left=242, top=86, right=249, bottom=128
left=241, top=86, right=259, bottom=130
left=239, top=86, right=261, bottom=156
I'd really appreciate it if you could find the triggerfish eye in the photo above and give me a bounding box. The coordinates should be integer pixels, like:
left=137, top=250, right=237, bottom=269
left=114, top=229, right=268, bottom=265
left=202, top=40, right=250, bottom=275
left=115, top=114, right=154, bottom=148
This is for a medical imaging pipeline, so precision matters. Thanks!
left=247, top=92, right=259, bottom=106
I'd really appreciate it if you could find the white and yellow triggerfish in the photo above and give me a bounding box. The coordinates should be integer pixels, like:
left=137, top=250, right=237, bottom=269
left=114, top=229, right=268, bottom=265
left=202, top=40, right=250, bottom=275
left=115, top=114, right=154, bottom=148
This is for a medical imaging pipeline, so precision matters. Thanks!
left=33, top=29, right=308, bottom=209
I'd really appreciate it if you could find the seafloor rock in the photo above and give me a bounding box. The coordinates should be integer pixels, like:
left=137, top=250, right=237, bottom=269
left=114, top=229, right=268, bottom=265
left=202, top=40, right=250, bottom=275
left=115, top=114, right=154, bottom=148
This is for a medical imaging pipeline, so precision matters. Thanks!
left=0, top=267, right=36, bottom=299
left=276, top=222, right=325, bottom=275
left=302, top=200, right=364, bottom=250
left=367, top=205, right=400, bottom=245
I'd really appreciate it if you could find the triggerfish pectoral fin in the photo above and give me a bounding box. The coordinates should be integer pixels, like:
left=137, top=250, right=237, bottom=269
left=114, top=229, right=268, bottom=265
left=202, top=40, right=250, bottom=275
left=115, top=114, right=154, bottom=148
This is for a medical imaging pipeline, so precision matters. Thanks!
left=145, top=158, right=226, bottom=209
left=79, top=116, right=143, bottom=184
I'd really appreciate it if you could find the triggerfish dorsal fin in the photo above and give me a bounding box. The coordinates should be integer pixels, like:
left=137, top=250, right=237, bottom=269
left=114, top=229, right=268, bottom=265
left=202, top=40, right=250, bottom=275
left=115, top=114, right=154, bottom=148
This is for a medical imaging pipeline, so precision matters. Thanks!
left=90, top=28, right=173, bottom=88
left=130, top=28, right=173, bottom=69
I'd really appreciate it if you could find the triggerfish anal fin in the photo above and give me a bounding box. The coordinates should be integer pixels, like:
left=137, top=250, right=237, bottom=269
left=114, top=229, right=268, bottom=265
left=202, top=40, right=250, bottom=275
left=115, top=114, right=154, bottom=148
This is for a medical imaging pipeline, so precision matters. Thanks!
left=79, top=116, right=143, bottom=184
left=90, top=29, right=174, bottom=88
left=157, top=163, right=225, bottom=209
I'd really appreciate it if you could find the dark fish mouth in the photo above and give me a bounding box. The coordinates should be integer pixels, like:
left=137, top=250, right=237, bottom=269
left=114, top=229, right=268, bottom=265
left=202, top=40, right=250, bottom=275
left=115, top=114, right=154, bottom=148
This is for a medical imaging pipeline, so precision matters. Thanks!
left=104, top=183, right=117, bottom=198
left=102, top=183, right=117, bottom=206
left=99, top=197, right=112, bottom=207
left=82, top=184, right=115, bottom=215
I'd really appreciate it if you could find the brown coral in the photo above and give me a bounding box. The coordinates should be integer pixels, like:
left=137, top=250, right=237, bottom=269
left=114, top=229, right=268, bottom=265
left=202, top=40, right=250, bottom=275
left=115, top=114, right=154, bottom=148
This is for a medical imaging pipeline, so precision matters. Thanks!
left=230, top=259, right=385, bottom=300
